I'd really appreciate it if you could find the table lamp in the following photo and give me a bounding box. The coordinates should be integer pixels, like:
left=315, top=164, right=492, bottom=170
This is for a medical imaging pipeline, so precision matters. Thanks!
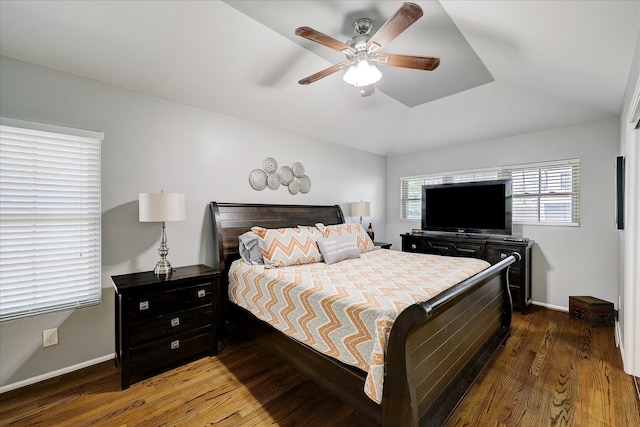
left=139, top=191, right=185, bottom=275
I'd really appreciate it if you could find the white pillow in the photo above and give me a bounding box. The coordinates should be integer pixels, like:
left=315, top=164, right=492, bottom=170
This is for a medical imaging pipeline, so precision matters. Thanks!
left=315, top=222, right=376, bottom=253
left=316, top=234, right=361, bottom=265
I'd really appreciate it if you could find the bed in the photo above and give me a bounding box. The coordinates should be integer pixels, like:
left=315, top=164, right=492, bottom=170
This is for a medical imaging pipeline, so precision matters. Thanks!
left=210, top=202, right=519, bottom=427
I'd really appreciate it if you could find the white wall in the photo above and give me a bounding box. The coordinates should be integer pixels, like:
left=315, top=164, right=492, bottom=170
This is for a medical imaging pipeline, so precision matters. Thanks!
left=0, top=56, right=387, bottom=390
left=617, top=31, right=640, bottom=375
left=387, top=118, right=620, bottom=310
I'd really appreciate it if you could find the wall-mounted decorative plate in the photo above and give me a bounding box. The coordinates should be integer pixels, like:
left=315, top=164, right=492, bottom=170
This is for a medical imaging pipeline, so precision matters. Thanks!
left=292, top=162, right=305, bottom=178
left=249, top=169, right=267, bottom=191
left=288, top=181, right=300, bottom=195
left=263, top=157, right=278, bottom=174
left=299, top=175, right=311, bottom=193
left=279, top=166, right=294, bottom=185
left=267, top=173, right=280, bottom=190
left=249, top=158, right=311, bottom=194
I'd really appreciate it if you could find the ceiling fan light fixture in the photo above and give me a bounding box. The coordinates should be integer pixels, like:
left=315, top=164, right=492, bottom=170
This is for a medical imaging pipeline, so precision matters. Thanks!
left=343, top=60, right=382, bottom=87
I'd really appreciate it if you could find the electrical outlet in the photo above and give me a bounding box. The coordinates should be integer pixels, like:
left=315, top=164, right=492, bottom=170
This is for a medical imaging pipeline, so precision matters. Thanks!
left=43, top=328, right=58, bottom=347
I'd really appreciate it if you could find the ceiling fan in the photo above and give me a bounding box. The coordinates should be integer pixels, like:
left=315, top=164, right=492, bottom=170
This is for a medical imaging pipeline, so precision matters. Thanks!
left=295, top=2, right=440, bottom=97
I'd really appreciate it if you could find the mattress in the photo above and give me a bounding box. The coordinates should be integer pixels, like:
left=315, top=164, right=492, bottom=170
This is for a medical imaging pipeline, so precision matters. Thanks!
left=228, top=248, right=490, bottom=403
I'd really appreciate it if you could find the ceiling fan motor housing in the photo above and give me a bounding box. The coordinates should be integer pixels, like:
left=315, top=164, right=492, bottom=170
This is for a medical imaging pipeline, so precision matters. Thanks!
left=353, top=18, right=373, bottom=35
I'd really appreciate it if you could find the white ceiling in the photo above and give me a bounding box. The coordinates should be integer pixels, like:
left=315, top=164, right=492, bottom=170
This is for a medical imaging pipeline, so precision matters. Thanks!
left=0, top=1, right=638, bottom=156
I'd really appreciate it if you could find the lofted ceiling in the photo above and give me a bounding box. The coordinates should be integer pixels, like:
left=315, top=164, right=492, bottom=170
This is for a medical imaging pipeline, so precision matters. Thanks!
left=0, top=1, right=638, bottom=156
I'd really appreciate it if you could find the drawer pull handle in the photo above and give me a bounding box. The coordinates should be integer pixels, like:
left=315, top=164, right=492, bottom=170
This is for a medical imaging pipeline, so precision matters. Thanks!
left=171, top=340, right=180, bottom=350
left=171, top=317, right=180, bottom=327
left=197, top=289, right=206, bottom=298
left=139, top=301, right=149, bottom=311
left=411, top=244, right=417, bottom=249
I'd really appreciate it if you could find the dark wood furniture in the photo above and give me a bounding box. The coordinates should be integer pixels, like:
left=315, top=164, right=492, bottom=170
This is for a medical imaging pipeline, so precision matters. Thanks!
left=374, top=241, right=392, bottom=249
left=210, top=202, right=519, bottom=427
left=111, top=264, right=220, bottom=389
left=401, top=233, right=533, bottom=313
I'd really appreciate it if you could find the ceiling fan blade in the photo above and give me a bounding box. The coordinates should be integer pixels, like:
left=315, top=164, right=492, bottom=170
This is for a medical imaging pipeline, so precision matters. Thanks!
left=377, top=54, right=440, bottom=71
left=295, top=27, right=356, bottom=54
left=366, top=2, right=423, bottom=52
left=298, top=61, right=349, bottom=85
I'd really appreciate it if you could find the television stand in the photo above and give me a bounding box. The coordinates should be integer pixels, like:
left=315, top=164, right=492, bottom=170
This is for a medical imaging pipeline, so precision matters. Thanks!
left=401, top=233, right=533, bottom=313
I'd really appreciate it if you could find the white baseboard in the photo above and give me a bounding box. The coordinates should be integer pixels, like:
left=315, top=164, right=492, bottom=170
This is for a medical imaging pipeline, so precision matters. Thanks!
left=0, top=353, right=115, bottom=394
left=531, top=300, right=568, bottom=312
left=615, top=319, right=624, bottom=355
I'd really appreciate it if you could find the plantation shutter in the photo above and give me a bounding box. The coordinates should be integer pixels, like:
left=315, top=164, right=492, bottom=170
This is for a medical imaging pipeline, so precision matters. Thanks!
left=0, top=118, right=102, bottom=321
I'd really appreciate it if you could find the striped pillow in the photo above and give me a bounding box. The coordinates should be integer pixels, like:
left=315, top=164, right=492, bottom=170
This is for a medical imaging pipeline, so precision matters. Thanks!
left=315, top=223, right=376, bottom=253
left=251, top=226, right=322, bottom=268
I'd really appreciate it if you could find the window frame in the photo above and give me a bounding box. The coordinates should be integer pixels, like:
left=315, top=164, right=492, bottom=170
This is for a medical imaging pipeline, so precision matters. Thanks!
left=401, top=159, right=581, bottom=226
left=0, top=117, right=103, bottom=321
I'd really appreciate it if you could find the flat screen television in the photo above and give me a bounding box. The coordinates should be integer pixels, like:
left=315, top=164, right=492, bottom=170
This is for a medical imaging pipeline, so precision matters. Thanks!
left=421, top=179, right=512, bottom=236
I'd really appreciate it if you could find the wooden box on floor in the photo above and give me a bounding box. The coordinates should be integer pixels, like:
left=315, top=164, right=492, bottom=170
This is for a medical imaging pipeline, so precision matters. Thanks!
left=569, top=296, right=615, bottom=327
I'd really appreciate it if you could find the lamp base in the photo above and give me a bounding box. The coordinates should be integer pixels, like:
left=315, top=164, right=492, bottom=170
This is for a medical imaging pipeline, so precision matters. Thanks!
left=154, top=258, right=172, bottom=276
left=153, top=221, right=173, bottom=276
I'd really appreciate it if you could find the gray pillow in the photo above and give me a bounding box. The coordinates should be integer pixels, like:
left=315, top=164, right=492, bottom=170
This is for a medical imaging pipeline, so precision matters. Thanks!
left=239, top=231, right=263, bottom=265
left=317, top=234, right=360, bottom=265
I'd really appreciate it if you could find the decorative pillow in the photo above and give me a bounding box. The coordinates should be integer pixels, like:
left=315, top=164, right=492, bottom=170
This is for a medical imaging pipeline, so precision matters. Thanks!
left=315, top=223, right=376, bottom=253
left=238, top=231, right=263, bottom=265
left=251, top=226, right=322, bottom=268
left=316, top=234, right=360, bottom=265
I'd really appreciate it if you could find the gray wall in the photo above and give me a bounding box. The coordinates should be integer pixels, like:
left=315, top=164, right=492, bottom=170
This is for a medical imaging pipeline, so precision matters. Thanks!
left=387, top=118, right=621, bottom=310
left=0, top=56, right=387, bottom=389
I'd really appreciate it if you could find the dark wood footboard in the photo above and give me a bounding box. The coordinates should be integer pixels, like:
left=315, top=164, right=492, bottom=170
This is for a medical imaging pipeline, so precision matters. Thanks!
left=210, top=202, right=517, bottom=427
left=383, top=254, right=517, bottom=427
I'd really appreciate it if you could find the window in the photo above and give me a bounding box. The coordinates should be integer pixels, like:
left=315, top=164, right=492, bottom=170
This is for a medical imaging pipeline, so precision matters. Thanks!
left=0, top=118, right=102, bottom=321
left=507, top=160, right=580, bottom=224
left=401, top=159, right=581, bottom=226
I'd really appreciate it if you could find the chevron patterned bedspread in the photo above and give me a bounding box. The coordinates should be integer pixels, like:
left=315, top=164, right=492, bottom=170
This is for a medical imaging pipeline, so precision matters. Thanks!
left=228, top=248, right=490, bottom=403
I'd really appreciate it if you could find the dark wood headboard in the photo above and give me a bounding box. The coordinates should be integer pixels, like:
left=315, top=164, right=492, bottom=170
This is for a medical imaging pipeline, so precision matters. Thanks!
left=209, top=202, right=345, bottom=272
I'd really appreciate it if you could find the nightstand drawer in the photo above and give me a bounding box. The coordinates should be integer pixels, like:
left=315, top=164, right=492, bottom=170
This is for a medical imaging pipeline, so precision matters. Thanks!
left=130, top=305, right=214, bottom=345
left=130, top=328, right=214, bottom=379
left=129, top=282, right=213, bottom=320
left=112, top=264, right=221, bottom=389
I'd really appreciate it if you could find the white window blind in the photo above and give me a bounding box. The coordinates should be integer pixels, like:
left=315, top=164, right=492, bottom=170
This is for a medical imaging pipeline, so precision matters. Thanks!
left=401, top=159, right=581, bottom=225
left=0, top=118, right=102, bottom=321
left=507, top=160, right=580, bottom=225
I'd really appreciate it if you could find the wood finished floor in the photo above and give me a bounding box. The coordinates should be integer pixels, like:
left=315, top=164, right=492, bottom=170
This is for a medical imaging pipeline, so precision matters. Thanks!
left=1, top=306, right=638, bottom=426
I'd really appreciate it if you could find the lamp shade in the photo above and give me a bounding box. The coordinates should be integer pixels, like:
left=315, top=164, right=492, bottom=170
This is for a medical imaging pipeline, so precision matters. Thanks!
left=139, top=192, right=185, bottom=222
left=343, top=61, right=382, bottom=87
left=351, top=201, right=371, bottom=217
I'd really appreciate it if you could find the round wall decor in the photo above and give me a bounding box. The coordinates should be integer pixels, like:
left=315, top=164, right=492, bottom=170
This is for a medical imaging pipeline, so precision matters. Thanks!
left=249, top=158, right=310, bottom=195
left=292, top=162, right=305, bottom=178
left=249, top=169, right=267, bottom=191
left=288, top=181, right=300, bottom=195
left=299, top=175, right=311, bottom=193
left=263, top=157, right=278, bottom=174
left=267, top=173, right=280, bottom=190
left=279, top=166, right=294, bottom=185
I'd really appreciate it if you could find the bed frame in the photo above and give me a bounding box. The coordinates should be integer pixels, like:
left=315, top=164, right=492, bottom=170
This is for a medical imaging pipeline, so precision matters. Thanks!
left=210, top=202, right=519, bottom=427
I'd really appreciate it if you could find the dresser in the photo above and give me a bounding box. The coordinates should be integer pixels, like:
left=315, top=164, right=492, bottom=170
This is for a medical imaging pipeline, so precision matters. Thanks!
left=112, top=264, right=220, bottom=389
left=401, top=233, right=533, bottom=313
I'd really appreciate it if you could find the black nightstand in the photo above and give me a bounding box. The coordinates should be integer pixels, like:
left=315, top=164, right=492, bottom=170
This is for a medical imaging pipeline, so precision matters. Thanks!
left=111, top=264, right=220, bottom=389
left=375, top=242, right=392, bottom=249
